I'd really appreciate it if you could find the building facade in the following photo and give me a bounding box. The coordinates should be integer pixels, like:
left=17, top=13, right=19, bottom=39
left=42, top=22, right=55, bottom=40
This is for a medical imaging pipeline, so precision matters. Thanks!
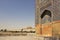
left=35, top=0, right=60, bottom=36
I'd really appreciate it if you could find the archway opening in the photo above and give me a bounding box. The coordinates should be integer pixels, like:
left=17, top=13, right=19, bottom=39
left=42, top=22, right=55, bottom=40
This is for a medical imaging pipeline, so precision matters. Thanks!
left=41, top=10, right=52, bottom=23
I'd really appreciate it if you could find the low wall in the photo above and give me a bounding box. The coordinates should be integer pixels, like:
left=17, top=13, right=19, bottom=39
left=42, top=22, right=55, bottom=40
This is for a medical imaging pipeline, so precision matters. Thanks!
left=35, top=20, right=60, bottom=37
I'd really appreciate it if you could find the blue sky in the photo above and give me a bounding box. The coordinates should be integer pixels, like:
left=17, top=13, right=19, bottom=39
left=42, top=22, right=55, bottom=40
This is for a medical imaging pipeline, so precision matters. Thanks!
left=0, top=0, right=35, bottom=29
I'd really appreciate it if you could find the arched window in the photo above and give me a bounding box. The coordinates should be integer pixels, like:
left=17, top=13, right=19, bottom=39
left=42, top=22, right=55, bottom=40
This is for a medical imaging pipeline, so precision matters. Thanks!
left=41, top=10, right=52, bottom=24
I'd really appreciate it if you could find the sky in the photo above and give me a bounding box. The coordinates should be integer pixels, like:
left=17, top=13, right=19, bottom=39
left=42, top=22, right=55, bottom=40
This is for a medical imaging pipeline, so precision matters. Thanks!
left=0, top=0, right=35, bottom=29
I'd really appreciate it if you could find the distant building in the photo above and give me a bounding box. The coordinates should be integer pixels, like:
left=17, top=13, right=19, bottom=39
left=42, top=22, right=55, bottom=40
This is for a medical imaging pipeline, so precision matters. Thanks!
left=22, top=27, right=35, bottom=32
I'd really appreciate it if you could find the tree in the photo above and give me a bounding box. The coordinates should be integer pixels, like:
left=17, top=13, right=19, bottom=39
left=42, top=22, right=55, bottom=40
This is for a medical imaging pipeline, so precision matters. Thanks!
left=0, top=29, right=3, bottom=32
left=4, top=29, right=7, bottom=32
left=21, top=29, right=23, bottom=32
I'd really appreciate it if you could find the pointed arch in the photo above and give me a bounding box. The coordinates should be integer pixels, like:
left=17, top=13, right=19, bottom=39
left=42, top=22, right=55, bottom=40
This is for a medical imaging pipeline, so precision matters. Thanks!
left=41, top=10, right=51, bottom=19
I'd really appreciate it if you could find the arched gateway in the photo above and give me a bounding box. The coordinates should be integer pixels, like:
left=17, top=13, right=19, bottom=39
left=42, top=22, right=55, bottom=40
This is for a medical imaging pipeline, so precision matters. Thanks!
left=41, top=10, right=52, bottom=24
